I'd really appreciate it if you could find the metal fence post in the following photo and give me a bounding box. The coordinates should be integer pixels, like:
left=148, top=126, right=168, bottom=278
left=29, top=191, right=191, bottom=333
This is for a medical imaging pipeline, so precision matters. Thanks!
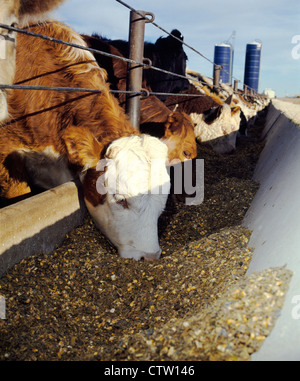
left=213, top=64, right=221, bottom=90
left=233, top=79, right=238, bottom=92
left=126, top=10, right=153, bottom=129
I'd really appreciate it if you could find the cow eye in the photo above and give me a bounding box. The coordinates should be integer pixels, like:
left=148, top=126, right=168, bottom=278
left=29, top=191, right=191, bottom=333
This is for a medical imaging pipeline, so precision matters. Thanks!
left=183, top=151, right=191, bottom=159
left=114, top=194, right=128, bottom=209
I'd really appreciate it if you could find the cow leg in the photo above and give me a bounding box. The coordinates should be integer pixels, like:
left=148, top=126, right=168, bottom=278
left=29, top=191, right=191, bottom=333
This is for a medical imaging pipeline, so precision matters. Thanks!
left=0, top=179, right=31, bottom=200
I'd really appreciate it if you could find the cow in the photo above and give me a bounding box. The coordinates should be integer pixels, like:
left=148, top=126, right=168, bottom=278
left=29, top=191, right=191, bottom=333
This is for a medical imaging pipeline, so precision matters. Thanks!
left=0, top=21, right=171, bottom=261
left=0, top=0, right=66, bottom=121
left=82, top=34, right=197, bottom=163
left=92, top=29, right=190, bottom=101
left=186, top=70, right=269, bottom=139
left=165, top=83, right=241, bottom=154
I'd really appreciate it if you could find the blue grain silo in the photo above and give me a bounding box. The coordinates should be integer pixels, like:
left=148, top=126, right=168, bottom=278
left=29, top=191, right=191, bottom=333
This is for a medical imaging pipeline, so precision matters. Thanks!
left=243, top=41, right=262, bottom=92
left=213, top=43, right=233, bottom=84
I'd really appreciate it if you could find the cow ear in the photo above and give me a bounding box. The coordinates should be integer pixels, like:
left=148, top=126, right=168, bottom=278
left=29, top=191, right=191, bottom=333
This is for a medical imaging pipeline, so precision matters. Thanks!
left=169, top=29, right=184, bottom=49
left=225, top=94, right=233, bottom=105
left=105, top=145, right=121, bottom=159
left=203, top=105, right=223, bottom=124
left=170, top=29, right=183, bottom=41
left=63, top=126, right=102, bottom=170
left=231, top=106, right=240, bottom=115
left=164, top=112, right=184, bottom=136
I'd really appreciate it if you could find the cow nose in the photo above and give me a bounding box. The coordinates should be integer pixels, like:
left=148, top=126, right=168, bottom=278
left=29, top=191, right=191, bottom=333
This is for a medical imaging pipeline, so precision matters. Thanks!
left=118, top=247, right=162, bottom=261
left=142, top=249, right=162, bottom=261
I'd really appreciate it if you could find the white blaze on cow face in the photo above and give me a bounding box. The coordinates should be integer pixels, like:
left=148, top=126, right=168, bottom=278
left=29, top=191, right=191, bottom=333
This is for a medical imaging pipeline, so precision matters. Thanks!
left=83, top=135, right=171, bottom=261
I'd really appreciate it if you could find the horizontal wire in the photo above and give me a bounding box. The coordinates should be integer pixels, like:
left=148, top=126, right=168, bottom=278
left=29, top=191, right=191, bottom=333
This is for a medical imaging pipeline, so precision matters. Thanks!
left=0, top=17, right=258, bottom=98
left=0, top=84, right=102, bottom=93
left=0, top=23, right=146, bottom=68
left=0, top=23, right=225, bottom=94
left=0, top=84, right=209, bottom=98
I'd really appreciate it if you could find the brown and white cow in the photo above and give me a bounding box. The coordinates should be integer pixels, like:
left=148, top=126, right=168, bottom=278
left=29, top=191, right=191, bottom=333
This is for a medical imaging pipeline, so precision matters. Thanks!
left=185, top=70, right=269, bottom=148
left=0, top=0, right=65, bottom=121
left=0, top=21, right=171, bottom=261
left=165, top=82, right=241, bottom=154
left=170, top=70, right=244, bottom=154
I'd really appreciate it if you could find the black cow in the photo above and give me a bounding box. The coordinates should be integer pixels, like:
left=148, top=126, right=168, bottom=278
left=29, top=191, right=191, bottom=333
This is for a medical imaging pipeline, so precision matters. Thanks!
left=89, top=29, right=190, bottom=101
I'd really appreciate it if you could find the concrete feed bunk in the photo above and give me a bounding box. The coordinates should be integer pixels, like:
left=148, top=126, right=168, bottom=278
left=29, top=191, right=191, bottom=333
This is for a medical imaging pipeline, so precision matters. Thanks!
left=244, top=99, right=300, bottom=361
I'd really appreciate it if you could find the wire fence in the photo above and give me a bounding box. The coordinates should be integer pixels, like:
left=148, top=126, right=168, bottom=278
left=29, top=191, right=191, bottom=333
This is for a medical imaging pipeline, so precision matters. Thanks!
left=0, top=0, right=261, bottom=101
left=115, top=0, right=217, bottom=67
left=0, top=22, right=211, bottom=99
left=115, top=0, right=258, bottom=93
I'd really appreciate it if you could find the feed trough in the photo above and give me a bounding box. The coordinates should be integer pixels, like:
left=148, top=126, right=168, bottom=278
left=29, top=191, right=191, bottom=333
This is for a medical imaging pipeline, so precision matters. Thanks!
left=0, top=99, right=299, bottom=360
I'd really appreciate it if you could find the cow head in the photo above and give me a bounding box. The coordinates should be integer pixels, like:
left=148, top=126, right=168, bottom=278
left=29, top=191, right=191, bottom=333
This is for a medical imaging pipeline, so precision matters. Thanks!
left=64, top=127, right=170, bottom=261
left=192, top=104, right=241, bottom=154
left=147, top=29, right=190, bottom=101
left=162, top=111, right=197, bottom=163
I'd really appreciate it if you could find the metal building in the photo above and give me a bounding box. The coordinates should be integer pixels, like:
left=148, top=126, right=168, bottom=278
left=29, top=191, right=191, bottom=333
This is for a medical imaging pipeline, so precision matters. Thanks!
left=243, top=41, right=262, bottom=93
left=213, top=43, right=233, bottom=85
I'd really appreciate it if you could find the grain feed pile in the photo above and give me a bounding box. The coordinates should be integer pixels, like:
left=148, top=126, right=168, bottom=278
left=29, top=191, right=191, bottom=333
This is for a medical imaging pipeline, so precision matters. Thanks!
left=0, top=109, right=292, bottom=360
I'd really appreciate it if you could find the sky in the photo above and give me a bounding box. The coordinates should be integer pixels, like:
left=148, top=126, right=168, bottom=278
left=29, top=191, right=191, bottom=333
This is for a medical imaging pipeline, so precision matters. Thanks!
left=52, top=0, right=300, bottom=97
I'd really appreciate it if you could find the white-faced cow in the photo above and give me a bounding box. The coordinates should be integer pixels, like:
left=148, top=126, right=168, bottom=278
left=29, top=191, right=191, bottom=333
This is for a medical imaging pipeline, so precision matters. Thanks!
left=0, top=21, right=171, bottom=261
left=165, top=83, right=241, bottom=154
left=0, top=0, right=66, bottom=121
left=185, top=70, right=269, bottom=146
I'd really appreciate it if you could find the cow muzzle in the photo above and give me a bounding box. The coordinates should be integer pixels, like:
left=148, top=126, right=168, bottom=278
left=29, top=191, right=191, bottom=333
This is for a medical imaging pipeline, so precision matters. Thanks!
left=119, top=247, right=162, bottom=261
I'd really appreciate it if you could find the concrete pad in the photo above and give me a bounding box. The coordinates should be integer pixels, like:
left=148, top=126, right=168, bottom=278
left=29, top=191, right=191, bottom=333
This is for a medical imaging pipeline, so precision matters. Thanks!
left=0, top=181, right=86, bottom=277
left=244, top=99, right=300, bottom=360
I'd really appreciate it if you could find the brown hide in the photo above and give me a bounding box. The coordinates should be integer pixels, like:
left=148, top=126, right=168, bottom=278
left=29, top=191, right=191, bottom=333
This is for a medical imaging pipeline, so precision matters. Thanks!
left=0, top=21, right=137, bottom=199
